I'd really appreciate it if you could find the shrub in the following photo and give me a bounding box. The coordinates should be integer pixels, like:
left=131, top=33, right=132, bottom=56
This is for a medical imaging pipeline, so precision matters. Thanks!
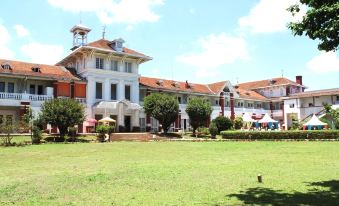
left=209, top=122, right=218, bottom=139
left=96, top=125, right=114, bottom=142
left=233, top=117, right=243, bottom=130
left=132, top=126, right=140, bottom=132
left=212, top=116, right=233, bottom=133
left=220, top=130, right=339, bottom=140
left=32, top=126, right=42, bottom=144
left=197, top=127, right=210, bottom=136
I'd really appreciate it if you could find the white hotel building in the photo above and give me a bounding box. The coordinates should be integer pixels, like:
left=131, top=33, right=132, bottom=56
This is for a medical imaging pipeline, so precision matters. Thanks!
left=0, top=24, right=338, bottom=132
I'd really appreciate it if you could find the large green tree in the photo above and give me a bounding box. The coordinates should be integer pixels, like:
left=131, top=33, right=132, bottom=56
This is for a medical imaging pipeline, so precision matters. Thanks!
left=40, top=98, right=85, bottom=138
left=324, top=104, right=339, bottom=129
left=288, top=1, right=339, bottom=52
left=185, top=97, right=212, bottom=135
left=143, top=93, right=179, bottom=134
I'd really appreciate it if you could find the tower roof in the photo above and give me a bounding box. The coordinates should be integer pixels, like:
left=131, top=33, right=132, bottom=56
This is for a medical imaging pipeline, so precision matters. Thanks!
left=70, top=24, right=91, bottom=33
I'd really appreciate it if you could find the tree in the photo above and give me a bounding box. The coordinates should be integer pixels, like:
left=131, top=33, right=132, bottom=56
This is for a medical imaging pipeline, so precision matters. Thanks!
left=0, top=122, right=19, bottom=146
left=143, top=93, right=179, bottom=134
left=287, top=1, right=339, bottom=52
left=40, top=98, right=85, bottom=138
left=324, top=104, right=339, bottom=129
left=212, top=116, right=233, bottom=133
left=185, top=97, right=212, bottom=135
left=233, top=116, right=244, bottom=130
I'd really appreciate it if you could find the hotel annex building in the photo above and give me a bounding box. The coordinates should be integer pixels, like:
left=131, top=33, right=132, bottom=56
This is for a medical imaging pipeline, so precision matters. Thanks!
left=0, top=24, right=338, bottom=132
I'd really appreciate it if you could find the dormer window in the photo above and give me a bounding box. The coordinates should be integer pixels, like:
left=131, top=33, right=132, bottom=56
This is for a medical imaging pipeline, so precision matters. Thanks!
left=111, top=38, right=125, bottom=52
left=156, top=80, right=164, bottom=86
left=1, top=63, right=12, bottom=70
left=31, top=67, right=41, bottom=73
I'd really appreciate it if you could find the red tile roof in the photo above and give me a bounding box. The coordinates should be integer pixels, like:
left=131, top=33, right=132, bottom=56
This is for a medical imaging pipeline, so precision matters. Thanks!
left=87, top=39, right=151, bottom=59
left=236, top=77, right=302, bottom=90
left=236, top=88, right=268, bottom=101
left=287, top=88, right=339, bottom=98
left=0, top=59, right=81, bottom=81
left=139, top=76, right=227, bottom=95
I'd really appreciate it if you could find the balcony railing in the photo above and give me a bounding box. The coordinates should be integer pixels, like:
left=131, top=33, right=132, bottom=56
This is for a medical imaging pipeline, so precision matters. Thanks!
left=75, top=97, right=86, bottom=104
left=0, top=92, right=53, bottom=102
left=0, top=92, right=22, bottom=100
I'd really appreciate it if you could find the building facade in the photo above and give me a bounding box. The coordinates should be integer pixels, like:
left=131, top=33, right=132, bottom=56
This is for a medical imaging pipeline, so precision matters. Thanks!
left=0, top=24, right=338, bottom=132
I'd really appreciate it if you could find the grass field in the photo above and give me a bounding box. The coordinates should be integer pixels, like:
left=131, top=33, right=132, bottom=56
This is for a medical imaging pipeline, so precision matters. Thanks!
left=1, top=141, right=339, bottom=205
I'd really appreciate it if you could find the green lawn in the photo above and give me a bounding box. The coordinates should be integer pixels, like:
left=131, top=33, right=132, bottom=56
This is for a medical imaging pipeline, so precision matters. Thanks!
left=1, top=142, right=339, bottom=205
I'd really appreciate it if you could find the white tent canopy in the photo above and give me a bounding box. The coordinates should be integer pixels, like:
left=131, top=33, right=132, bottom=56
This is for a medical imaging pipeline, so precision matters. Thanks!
left=258, top=113, right=278, bottom=123
left=242, top=113, right=257, bottom=122
left=303, top=114, right=327, bottom=126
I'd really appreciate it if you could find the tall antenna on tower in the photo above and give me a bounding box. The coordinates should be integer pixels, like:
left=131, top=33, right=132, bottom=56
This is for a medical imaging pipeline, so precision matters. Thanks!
left=79, top=11, right=82, bottom=24
left=102, top=25, right=106, bottom=39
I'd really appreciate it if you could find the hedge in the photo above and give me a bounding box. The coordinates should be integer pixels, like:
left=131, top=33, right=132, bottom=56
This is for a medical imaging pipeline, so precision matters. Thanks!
left=220, top=130, right=339, bottom=140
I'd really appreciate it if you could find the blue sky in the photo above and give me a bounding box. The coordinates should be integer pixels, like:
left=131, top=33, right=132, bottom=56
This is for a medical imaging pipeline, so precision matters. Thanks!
left=0, top=0, right=338, bottom=90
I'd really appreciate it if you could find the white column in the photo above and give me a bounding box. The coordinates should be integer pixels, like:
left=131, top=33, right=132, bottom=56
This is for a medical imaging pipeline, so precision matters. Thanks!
left=131, top=80, right=139, bottom=103
left=132, top=110, right=140, bottom=127
left=104, top=78, right=110, bottom=101
left=117, top=79, right=125, bottom=101
left=87, top=76, right=95, bottom=106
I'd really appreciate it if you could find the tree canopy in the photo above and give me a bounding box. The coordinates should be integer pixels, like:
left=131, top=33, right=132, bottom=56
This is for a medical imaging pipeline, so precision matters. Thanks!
left=40, top=98, right=85, bottom=138
left=185, top=97, right=212, bottom=135
left=288, top=1, right=339, bottom=52
left=143, top=93, right=179, bottom=134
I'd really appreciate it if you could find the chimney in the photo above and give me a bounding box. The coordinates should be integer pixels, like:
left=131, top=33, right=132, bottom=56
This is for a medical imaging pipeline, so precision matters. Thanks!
left=296, top=76, right=303, bottom=85
left=185, top=80, right=189, bottom=88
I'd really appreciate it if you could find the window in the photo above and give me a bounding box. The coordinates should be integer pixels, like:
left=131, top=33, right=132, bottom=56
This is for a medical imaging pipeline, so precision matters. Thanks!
left=178, top=97, right=182, bottom=104
left=111, top=84, right=117, bottom=100
left=0, top=82, right=5, bottom=92
left=124, top=62, right=132, bottom=73
left=1, top=64, right=11, bottom=70
left=289, top=104, right=295, bottom=108
left=95, top=58, right=104, bottom=69
left=309, top=103, right=314, bottom=107
left=29, top=85, right=35, bottom=94
left=6, top=115, right=12, bottom=125
left=7, top=83, right=14, bottom=93
left=96, top=82, right=102, bottom=99
left=37, top=85, right=43, bottom=95
left=110, top=60, right=118, bottom=71
left=215, top=100, right=219, bottom=105
left=0, top=115, right=3, bottom=125
left=125, top=85, right=131, bottom=100
left=337, top=96, right=339, bottom=101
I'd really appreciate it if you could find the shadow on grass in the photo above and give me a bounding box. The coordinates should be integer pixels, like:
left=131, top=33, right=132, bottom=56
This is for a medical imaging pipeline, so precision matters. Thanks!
left=227, top=180, right=339, bottom=206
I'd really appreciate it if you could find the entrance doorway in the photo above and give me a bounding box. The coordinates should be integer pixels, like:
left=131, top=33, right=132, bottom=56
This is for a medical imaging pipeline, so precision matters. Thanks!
left=124, top=116, right=131, bottom=132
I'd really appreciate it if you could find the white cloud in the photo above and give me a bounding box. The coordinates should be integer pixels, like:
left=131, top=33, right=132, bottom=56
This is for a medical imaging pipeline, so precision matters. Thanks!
left=48, top=0, right=164, bottom=25
left=176, top=33, right=248, bottom=77
left=0, top=24, right=14, bottom=59
left=238, top=0, right=306, bottom=34
left=189, top=8, right=195, bottom=15
left=13, top=25, right=30, bottom=37
left=307, top=52, right=339, bottom=73
left=20, top=42, right=64, bottom=64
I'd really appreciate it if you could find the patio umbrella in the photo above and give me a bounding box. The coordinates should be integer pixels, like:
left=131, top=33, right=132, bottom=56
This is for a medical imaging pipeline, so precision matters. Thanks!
left=98, top=117, right=116, bottom=123
left=87, top=118, right=97, bottom=124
